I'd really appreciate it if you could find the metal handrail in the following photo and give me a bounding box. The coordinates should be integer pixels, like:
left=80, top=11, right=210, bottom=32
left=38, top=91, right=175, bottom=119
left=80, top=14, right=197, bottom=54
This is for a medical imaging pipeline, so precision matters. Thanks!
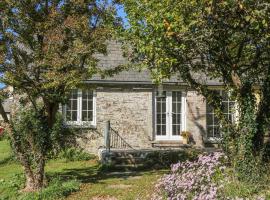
left=110, top=127, right=135, bottom=150
left=104, top=120, right=135, bottom=152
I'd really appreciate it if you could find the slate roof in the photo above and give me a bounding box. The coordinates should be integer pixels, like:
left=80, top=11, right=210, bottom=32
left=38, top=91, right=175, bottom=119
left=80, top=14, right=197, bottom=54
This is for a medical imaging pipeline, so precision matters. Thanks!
left=90, top=41, right=155, bottom=83
left=88, top=41, right=222, bottom=86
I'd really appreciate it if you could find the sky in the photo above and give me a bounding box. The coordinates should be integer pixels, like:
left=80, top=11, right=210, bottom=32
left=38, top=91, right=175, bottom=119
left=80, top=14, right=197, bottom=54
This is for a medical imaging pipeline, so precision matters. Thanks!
left=116, top=4, right=128, bottom=27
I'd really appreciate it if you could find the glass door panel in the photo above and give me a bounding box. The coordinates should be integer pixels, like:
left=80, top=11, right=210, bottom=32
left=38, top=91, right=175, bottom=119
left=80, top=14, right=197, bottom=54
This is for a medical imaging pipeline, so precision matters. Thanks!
left=172, top=91, right=182, bottom=136
left=156, top=91, right=167, bottom=136
left=155, top=91, right=185, bottom=140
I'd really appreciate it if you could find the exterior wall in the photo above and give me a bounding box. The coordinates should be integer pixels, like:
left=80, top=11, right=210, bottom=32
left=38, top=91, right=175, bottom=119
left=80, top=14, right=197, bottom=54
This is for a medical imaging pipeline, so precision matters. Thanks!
left=76, top=87, right=153, bottom=154
left=186, top=91, right=206, bottom=147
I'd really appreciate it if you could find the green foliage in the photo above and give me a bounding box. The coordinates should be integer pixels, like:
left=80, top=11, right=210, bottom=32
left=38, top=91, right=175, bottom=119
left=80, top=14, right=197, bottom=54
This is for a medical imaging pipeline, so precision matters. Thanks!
left=11, top=106, right=69, bottom=160
left=58, top=147, right=95, bottom=162
left=144, top=149, right=200, bottom=169
left=0, top=0, right=121, bottom=190
left=220, top=167, right=270, bottom=199
left=21, top=178, right=80, bottom=200
left=121, top=0, right=270, bottom=183
left=0, top=173, right=80, bottom=200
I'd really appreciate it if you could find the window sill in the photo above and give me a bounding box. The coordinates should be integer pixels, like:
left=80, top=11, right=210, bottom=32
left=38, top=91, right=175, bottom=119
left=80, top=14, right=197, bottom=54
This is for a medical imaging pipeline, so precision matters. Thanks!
left=204, top=137, right=222, bottom=144
left=64, top=122, right=97, bottom=129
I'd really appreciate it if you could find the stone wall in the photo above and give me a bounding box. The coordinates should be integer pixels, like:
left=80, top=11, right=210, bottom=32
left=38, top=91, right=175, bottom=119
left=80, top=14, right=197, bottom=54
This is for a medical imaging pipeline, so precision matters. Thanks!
left=77, top=87, right=208, bottom=154
left=186, top=91, right=206, bottom=147
left=76, top=87, right=153, bottom=154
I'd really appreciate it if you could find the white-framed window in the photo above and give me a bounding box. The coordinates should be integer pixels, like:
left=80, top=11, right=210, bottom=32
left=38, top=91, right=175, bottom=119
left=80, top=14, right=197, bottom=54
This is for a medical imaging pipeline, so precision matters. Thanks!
left=63, top=89, right=96, bottom=127
left=155, top=90, right=186, bottom=140
left=206, top=90, right=235, bottom=140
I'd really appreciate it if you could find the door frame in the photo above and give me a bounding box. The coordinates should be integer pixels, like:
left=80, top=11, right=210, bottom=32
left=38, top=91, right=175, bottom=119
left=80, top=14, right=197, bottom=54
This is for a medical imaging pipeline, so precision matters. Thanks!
left=154, top=90, right=187, bottom=141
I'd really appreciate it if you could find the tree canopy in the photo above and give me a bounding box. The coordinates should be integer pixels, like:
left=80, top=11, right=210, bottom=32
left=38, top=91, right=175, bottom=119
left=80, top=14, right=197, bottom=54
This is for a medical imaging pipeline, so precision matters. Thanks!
left=122, top=0, right=270, bottom=181
left=0, top=0, right=120, bottom=191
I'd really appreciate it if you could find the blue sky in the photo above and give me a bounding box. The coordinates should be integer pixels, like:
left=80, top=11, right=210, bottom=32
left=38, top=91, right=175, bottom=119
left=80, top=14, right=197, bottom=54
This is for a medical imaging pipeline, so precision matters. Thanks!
left=116, top=4, right=128, bottom=26
left=0, top=83, right=5, bottom=89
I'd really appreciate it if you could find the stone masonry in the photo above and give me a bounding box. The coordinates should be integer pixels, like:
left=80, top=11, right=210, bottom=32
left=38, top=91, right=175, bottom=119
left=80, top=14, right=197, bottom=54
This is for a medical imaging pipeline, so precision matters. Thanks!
left=76, top=86, right=153, bottom=153
left=186, top=91, right=207, bottom=147
left=76, top=86, right=208, bottom=154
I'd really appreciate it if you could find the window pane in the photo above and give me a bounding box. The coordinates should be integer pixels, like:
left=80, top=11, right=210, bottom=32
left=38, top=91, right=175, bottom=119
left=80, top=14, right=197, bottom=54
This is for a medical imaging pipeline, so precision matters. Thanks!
left=66, top=90, right=78, bottom=122
left=82, top=91, right=87, bottom=99
left=82, top=100, right=87, bottom=110
left=157, top=114, right=161, bottom=124
left=177, top=103, right=181, bottom=113
left=157, top=125, right=161, bottom=136
left=88, top=100, right=93, bottom=111
left=214, top=126, right=220, bottom=137
left=82, top=111, right=87, bottom=121
left=156, top=93, right=167, bottom=136
left=172, top=103, right=176, bottom=113
left=207, top=113, right=213, bottom=125
left=173, top=114, right=176, bottom=124
left=206, top=90, right=235, bottom=139
left=89, top=111, right=93, bottom=121
left=173, top=125, right=176, bottom=136
left=66, top=111, right=71, bottom=121
left=162, top=114, right=166, bottom=124
left=172, top=124, right=181, bottom=135
left=177, top=114, right=181, bottom=124
left=81, top=90, right=94, bottom=122
left=161, top=125, right=166, bottom=135
left=207, top=128, right=213, bottom=138
left=222, top=102, right=228, bottom=113
left=72, top=100, right=77, bottom=110
left=72, top=111, right=77, bottom=121
left=162, top=101, right=166, bottom=112
left=157, top=102, right=161, bottom=113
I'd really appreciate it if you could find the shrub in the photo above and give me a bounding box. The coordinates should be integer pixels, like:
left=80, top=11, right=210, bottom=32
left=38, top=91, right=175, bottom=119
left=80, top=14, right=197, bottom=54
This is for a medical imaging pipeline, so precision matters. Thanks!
left=58, top=147, right=95, bottom=162
left=144, top=149, right=200, bottom=169
left=0, top=173, right=80, bottom=200
left=21, top=178, right=80, bottom=200
left=151, top=152, right=227, bottom=200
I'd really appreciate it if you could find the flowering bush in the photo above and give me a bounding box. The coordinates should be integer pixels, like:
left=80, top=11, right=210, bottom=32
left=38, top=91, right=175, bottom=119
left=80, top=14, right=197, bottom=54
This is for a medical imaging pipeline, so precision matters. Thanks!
left=151, top=152, right=227, bottom=200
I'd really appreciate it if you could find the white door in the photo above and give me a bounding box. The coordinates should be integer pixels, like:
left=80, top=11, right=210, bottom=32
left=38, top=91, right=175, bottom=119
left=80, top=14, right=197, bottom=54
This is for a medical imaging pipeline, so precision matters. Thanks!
left=155, top=91, right=186, bottom=140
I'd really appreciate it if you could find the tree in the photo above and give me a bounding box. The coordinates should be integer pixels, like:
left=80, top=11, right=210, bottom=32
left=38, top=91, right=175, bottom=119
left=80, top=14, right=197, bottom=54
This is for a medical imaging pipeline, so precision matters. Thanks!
left=0, top=0, right=119, bottom=191
left=122, top=0, right=270, bottom=179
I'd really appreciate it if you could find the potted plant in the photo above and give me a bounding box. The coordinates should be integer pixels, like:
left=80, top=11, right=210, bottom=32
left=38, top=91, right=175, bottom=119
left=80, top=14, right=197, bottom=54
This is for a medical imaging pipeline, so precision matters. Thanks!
left=181, top=131, right=191, bottom=145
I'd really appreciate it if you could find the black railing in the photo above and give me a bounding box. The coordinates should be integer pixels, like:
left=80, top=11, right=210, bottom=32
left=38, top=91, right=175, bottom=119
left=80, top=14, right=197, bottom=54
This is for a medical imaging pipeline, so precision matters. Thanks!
left=104, top=121, right=134, bottom=152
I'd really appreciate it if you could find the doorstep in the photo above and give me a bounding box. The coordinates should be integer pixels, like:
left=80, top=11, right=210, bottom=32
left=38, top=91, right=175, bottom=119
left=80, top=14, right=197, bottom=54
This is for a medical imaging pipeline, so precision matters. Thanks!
left=151, top=140, right=191, bottom=148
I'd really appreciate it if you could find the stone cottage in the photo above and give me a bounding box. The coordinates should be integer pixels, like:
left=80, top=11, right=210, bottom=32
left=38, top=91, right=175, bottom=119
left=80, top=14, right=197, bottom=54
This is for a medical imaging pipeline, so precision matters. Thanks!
left=62, top=41, right=235, bottom=154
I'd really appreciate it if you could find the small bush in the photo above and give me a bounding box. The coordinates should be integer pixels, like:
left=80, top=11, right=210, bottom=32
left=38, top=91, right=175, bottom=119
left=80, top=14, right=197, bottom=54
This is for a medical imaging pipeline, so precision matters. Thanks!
left=59, top=147, right=95, bottom=162
left=21, top=178, right=80, bottom=200
left=0, top=173, right=80, bottom=200
left=144, top=149, right=200, bottom=169
left=151, top=152, right=269, bottom=200
left=151, top=152, right=226, bottom=200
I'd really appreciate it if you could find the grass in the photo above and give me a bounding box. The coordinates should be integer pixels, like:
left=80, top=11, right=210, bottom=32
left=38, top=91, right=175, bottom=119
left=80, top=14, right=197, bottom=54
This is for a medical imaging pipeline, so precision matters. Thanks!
left=0, top=139, right=166, bottom=200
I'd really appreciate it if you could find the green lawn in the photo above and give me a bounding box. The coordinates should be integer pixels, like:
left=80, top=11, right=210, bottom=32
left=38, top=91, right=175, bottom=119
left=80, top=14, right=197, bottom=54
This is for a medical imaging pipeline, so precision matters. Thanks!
left=0, top=140, right=166, bottom=200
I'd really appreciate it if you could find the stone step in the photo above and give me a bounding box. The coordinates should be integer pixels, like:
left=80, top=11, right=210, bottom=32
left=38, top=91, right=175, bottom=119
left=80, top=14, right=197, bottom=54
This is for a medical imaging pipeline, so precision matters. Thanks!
left=108, top=164, right=145, bottom=171
left=112, top=157, right=144, bottom=165
left=151, top=141, right=189, bottom=148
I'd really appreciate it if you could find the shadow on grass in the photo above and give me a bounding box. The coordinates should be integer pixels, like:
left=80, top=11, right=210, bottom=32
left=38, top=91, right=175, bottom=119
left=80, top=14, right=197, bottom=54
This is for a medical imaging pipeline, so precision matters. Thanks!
left=49, top=164, right=166, bottom=185
left=0, top=155, right=16, bottom=166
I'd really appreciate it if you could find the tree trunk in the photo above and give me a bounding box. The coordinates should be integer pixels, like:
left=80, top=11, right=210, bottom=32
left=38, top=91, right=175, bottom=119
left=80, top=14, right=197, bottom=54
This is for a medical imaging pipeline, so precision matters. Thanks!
left=24, top=169, right=36, bottom=192
left=23, top=156, right=46, bottom=191
left=44, top=101, right=59, bottom=129
left=8, top=129, right=46, bottom=191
